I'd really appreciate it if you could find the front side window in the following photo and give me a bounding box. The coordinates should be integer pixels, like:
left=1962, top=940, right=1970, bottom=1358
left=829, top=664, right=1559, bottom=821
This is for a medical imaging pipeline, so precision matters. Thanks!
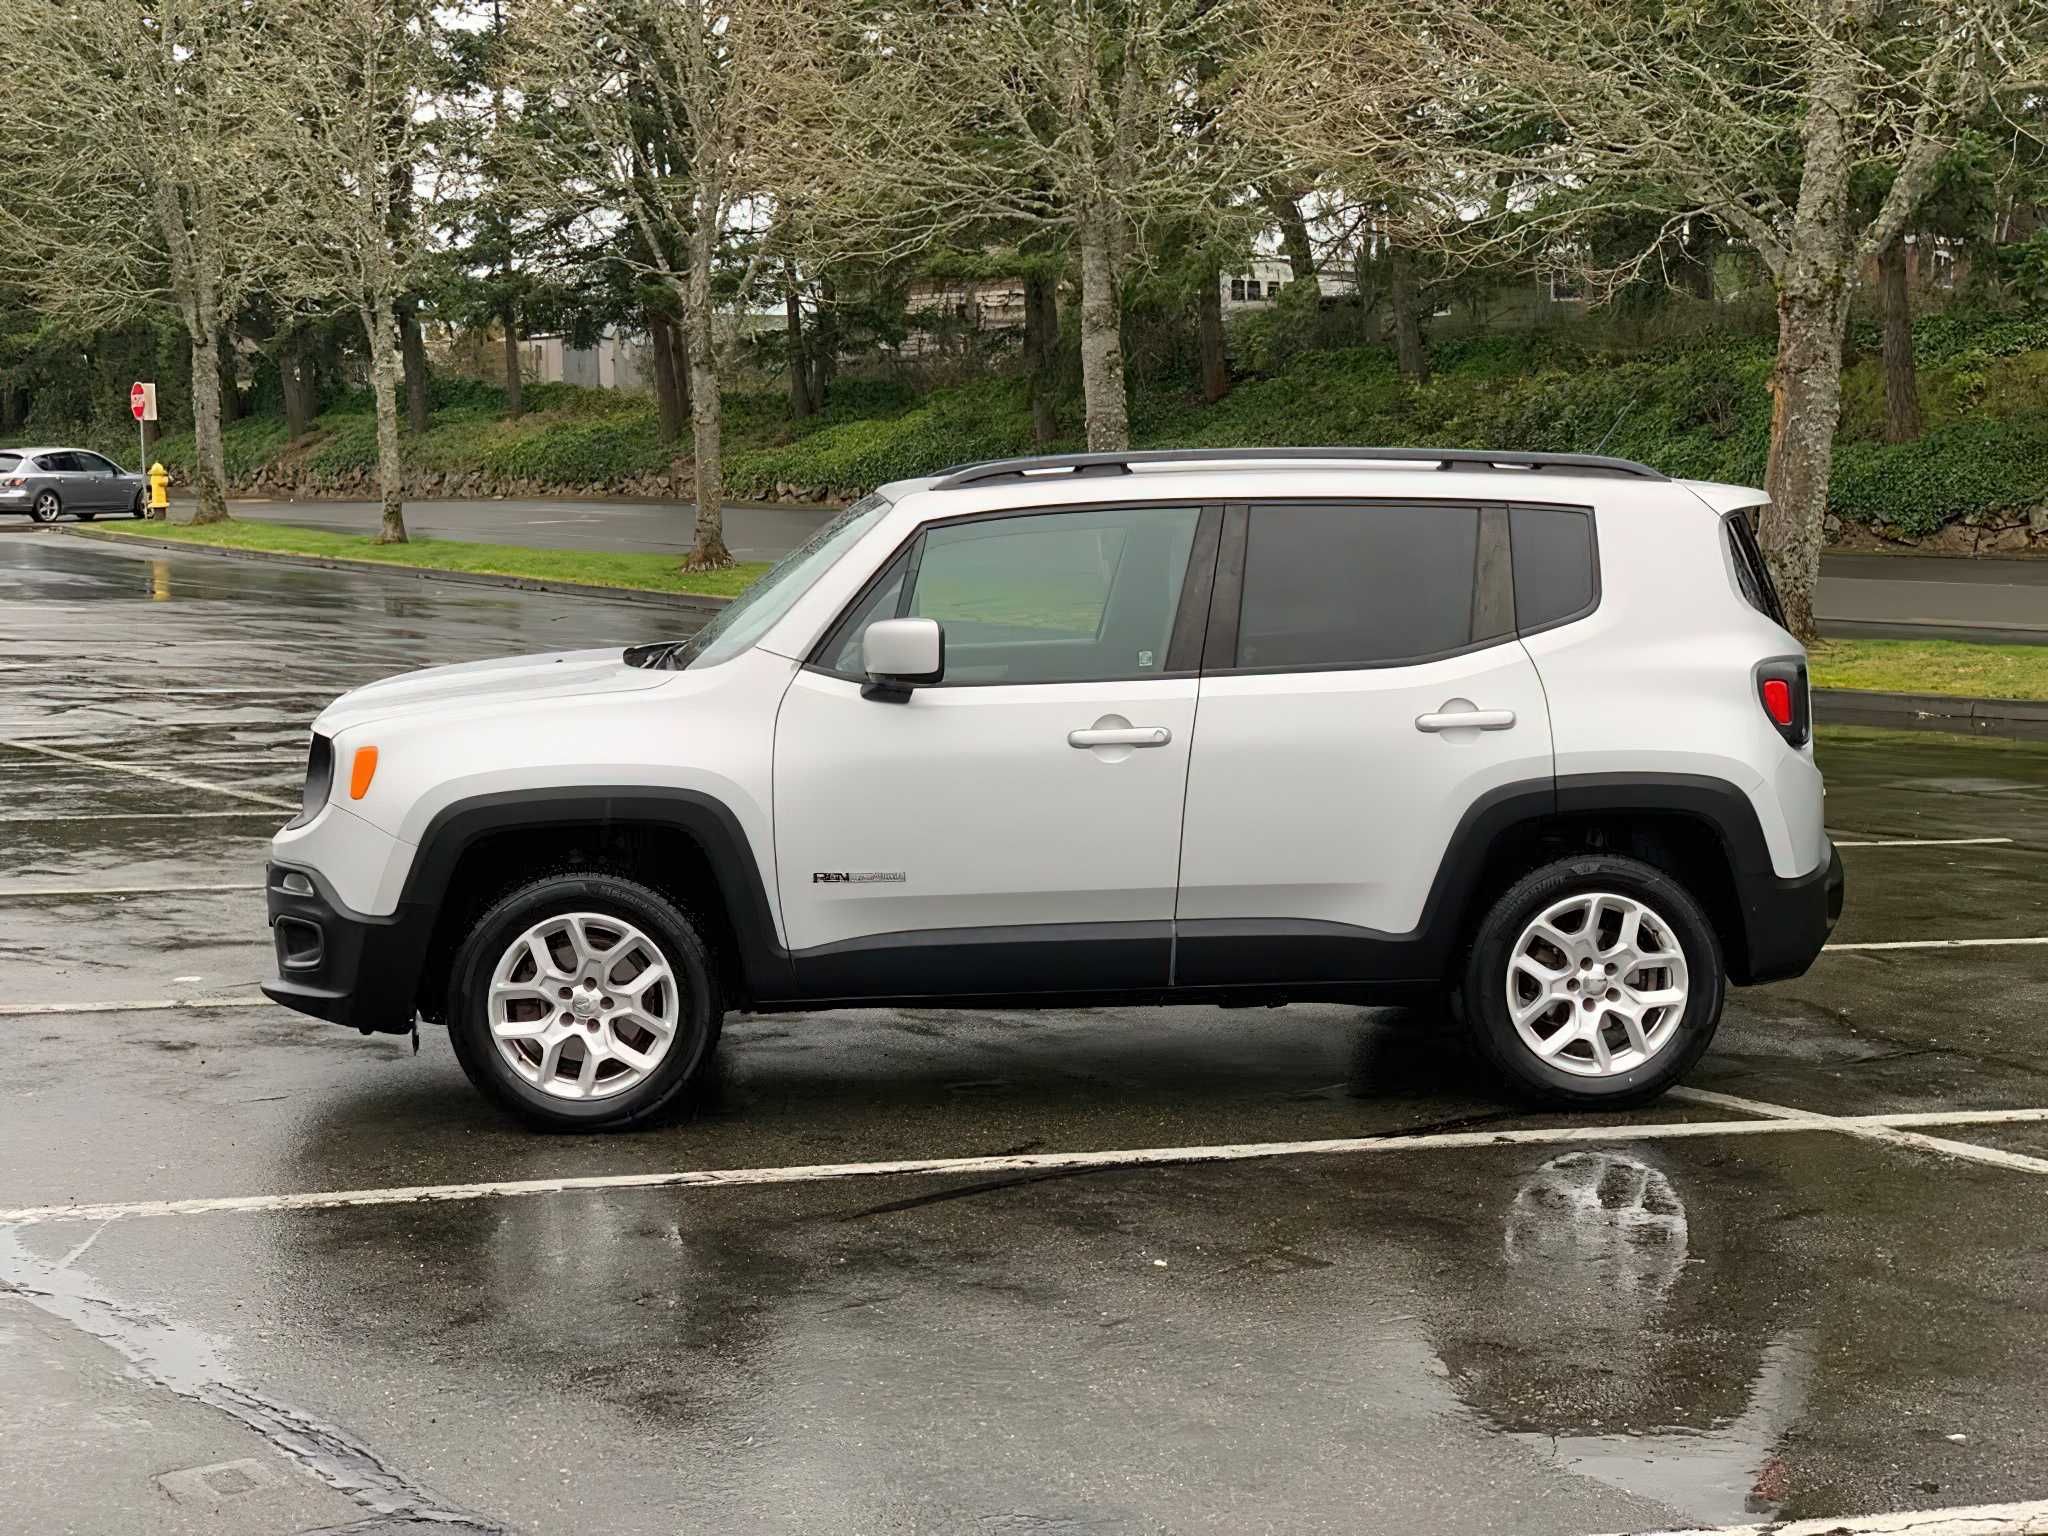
left=1236, top=501, right=1493, bottom=669
left=76, top=452, right=119, bottom=474
left=824, top=505, right=1203, bottom=685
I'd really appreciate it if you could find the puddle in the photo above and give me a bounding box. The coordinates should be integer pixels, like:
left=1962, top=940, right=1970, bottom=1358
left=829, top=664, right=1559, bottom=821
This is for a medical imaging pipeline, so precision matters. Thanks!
left=1472, top=1151, right=1812, bottom=1525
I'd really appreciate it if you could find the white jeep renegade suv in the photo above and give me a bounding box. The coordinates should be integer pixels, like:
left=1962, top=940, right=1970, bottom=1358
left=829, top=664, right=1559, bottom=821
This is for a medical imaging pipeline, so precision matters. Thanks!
left=264, top=448, right=1843, bottom=1129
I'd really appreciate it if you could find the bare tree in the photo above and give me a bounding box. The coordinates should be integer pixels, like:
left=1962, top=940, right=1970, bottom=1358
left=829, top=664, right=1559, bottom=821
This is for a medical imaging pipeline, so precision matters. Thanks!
left=811, top=0, right=1252, bottom=451
left=254, top=0, right=447, bottom=544
left=505, top=0, right=836, bottom=567
left=0, top=0, right=276, bottom=523
left=1237, top=0, right=2048, bottom=638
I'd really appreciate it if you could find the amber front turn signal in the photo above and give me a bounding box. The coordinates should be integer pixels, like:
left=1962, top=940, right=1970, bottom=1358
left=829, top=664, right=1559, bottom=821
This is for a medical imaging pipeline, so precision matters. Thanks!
left=349, top=745, right=379, bottom=800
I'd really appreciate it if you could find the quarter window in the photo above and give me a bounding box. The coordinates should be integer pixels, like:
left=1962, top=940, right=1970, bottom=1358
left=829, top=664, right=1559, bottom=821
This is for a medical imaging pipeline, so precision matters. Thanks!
left=1236, top=502, right=1485, bottom=669
left=1509, top=504, right=1597, bottom=631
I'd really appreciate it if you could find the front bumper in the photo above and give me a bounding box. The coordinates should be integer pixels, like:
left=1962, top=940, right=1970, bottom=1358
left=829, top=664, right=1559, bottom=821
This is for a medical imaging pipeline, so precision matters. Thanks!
left=1731, top=841, right=1845, bottom=985
left=261, top=862, right=429, bottom=1034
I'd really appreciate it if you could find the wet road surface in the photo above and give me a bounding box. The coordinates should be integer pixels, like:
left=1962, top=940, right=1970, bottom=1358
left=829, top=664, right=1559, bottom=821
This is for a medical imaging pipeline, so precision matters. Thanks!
left=4, top=536, right=2047, bottom=1535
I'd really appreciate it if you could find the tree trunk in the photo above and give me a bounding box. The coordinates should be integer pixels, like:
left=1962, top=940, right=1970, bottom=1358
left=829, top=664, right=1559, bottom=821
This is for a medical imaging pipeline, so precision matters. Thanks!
left=399, top=307, right=430, bottom=434
left=1077, top=211, right=1129, bottom=452
left=670, top=323, right=691, bottom=415
left=1198, top=257, right=1229, bottom=404
left=1023, top=269, right=1060, bottom=447
left=185, top=324, right=230, bottom=524
left=682, top=231, right=730, bottom=569
left=217, top=328, right=241, bottom=424
left=1263, top=185, right=1315, bottom=280
left=1761, top=287, right=1851, bottom=641
left=280, top=336, right=312, bottom=445
left=809, top=273, right=838, bottom=409
left=365, top=299, right=409, bottom=544
left=783, top=257, right=814, bottom=418
left=1389, top=243, right=1428, bottom=385
left=502, top=301, right=524, bottom=420
left=649, top=310, right=684, bottom=445
left=1878, top=236, right=1922, bottom=444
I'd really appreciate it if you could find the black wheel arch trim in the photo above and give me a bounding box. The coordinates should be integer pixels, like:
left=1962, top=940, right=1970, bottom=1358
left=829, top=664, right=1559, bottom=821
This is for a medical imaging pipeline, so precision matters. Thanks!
left=401, top=787, right=794, bottom=1002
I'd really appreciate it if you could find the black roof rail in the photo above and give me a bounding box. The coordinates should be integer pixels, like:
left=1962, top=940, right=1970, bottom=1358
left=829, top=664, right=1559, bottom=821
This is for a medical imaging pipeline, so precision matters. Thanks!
left=928, top=447, right=1667, bottom=490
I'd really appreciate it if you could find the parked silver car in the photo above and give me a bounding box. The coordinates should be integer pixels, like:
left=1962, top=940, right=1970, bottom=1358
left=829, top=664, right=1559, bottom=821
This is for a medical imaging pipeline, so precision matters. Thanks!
left=0, top=447, right=148, bottom=522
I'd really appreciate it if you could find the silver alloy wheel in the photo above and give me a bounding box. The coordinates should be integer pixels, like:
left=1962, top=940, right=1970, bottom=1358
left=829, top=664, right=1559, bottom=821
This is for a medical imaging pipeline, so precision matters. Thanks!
left=30, top=492, right=59, bottom=523
left=487, top=911, right=682, bottom=1100
left=1505, top=891, right=1690, bottom=1078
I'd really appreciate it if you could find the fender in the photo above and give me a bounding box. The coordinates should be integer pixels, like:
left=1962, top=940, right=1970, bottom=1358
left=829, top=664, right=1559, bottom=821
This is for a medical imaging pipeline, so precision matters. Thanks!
left=403, top=786, right=794, bottom=1002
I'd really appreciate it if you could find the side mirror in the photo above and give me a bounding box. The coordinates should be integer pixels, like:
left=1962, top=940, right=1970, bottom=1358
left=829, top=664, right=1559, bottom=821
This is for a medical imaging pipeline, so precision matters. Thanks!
left=861, top=617, right=944, bottom=700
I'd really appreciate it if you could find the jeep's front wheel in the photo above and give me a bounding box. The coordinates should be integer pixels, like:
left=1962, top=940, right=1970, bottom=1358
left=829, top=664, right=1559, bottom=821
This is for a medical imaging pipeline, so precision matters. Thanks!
left=1461, top=855, right=1724, bottom=1107
left=447, top=873, right=722, bottom=1129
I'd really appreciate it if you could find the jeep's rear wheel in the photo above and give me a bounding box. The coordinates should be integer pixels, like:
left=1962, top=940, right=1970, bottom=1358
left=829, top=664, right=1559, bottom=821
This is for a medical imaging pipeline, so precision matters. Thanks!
left=1461, top=855, right=1724, bottom=1107
left=447, top=873, right=721, bottom=1129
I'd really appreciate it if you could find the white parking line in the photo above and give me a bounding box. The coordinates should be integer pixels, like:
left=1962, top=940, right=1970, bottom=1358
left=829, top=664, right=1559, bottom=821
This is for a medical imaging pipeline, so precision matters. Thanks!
left=0, top=996, right=270, bottom=1018
left=0, top=883, right=264, bottom=899
left=0, top=810, right=285, bottom=822
left=1826, top=936, right=2048, bottom=952
left=1673, top=1087, right=2048, bottom=1175
left=0, top=739, right=297, bottom=810
left=1603, top=1497, right=2048, bottom=1536
left=7, top=1105, right=2048, bottom=1227
left=1834, top=836, right=2017, bottom=848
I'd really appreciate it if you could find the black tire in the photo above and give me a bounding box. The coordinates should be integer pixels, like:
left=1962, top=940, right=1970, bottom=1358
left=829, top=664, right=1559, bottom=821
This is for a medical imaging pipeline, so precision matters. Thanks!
left=29, top=491, right=60, bottom=523
left=446, top=872, right=723, bottom=1130
left=1459, top=854, right=1725, bottom=1108
left=74, top=510, right=95, bottom=522
left=132, top=491, right=147, bottom=519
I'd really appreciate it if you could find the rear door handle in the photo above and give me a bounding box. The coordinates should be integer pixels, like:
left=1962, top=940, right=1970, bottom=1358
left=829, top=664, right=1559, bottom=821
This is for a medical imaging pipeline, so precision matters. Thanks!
left=1415, top=709, right=1516, bottom=733
left=1068, top=726, right=1172, bottom=748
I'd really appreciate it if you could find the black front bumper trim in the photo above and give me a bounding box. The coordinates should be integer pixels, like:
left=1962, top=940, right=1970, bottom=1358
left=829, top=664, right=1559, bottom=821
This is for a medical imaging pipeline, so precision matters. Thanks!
left=262, top=862, right=429, bottom=1035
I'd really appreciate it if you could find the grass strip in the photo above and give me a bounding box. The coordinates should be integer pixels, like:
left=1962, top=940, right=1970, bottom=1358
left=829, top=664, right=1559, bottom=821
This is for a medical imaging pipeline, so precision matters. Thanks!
left=84, top=517, right=767, bottom=600
left=1809, top=638, right=2048, bottom=701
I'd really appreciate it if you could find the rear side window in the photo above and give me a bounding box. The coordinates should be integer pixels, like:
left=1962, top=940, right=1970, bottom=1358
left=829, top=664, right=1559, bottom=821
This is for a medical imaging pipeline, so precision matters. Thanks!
left=1236, top=502, right=1483, bottom=669
left=1510, top=504, right=1597, bottom=631
left=1725, top=512, right=1786, bottom=624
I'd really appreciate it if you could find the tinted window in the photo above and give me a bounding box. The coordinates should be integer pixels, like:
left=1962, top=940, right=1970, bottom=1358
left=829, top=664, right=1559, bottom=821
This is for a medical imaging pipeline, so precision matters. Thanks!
left=75, top=452, right=118, bottom=474
left=1510, top=504, right=1596, bottom=630
left=1725, top=513, right=1785, bottom=624
left=35, top=453, right=75, bottom=472
left=1237, top=502, right=1479, bottom=669
left=830, top=505, right=1201, bottom=686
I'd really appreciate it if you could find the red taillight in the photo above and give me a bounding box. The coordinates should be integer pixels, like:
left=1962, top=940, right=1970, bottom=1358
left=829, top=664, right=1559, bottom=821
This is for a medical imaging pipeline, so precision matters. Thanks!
left=1761, top=677, right=1793, bottom=728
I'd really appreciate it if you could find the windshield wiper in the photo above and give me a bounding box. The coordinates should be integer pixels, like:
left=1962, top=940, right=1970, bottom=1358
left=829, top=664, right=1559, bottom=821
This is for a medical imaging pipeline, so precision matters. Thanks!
left=623, top=640, right=689, bottom=670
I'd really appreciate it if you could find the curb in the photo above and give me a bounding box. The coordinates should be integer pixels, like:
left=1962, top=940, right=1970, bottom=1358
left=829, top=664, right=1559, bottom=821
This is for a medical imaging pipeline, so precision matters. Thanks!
left=1815, top=686, right=2048, bottom=727
left=63, top=527, right=734, bottom=618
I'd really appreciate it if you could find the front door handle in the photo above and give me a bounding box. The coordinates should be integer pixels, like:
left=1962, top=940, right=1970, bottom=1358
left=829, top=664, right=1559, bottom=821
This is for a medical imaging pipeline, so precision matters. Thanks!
left=1415, top=709, right=1516, bottom=733
left=1068, top=725, right=1172, bottom=748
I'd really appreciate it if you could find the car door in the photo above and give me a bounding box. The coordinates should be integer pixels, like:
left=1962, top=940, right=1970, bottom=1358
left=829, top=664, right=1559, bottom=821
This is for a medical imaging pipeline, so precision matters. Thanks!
left=70, top=451, right=122, bottom=510
left=1173, top=500, right=1558, bottom=987
left=33, top=452, right=79, bottom=507
left=773, top=501, right=1217, bottom=1002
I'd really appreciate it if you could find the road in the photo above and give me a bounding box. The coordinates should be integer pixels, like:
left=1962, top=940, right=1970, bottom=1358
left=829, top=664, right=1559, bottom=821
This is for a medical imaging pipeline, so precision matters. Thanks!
left=6, top=534, right=2048, bottom=1534
left=227, top=493, right=2048, bottom=641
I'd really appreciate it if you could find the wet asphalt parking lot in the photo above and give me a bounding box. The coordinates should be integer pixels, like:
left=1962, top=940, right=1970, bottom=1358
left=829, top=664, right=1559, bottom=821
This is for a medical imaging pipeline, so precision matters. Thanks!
left=4, top=533, right=2048, bottom=1536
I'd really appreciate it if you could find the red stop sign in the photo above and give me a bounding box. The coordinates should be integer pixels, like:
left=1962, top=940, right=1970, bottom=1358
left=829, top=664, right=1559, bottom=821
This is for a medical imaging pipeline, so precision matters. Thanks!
left=130, top=383, right=147, bottom=420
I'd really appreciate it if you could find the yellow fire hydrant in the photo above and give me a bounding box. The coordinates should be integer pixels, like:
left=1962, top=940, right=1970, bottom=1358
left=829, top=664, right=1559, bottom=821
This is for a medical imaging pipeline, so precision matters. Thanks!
left=148, top=462, right=170, bottom=517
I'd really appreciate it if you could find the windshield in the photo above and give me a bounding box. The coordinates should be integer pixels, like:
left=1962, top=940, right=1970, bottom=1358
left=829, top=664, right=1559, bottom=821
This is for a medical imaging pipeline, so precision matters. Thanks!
left=633, top=492, right=894, bottom=671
